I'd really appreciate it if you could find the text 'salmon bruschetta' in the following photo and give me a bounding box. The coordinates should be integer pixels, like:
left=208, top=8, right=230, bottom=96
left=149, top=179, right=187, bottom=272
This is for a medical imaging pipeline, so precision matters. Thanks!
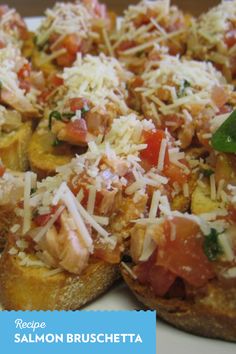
left=1, top=0, right=236, bottom=344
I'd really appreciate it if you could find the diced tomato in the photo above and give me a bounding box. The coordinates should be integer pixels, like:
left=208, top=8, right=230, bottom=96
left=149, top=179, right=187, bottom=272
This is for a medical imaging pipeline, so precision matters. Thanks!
left=117, top=40, right=137, bottom=52
left=93, top=241, right=121, bottom=264
left=18, top=63, right=31, bottom=92
left=140, top=130, right=169, bottom=170
left=163, top=162, right=189, bottom=185
left=135, top=251, right=177, bottom=296
left=148, top=265, right=177, bottom=297
left=225, top=29, right=236, bottom=48
left=51, top=74, right=64, bottom=87
left=156, top=217, right=215, bottom=288
left=62, top=34, right=81, bottom=54
left=34, top=206, right=60, bottom=227
left=134, top=14, right=151, bottom=28
left=69, top=97, right=89, bottom=112
left=130, top=77, right=144, bottom=89
left=211, top=86, right=228, bottom=109
left=0, top=165, right=5, bottom=177
left=34, top=213, right=51, bottom=227
left=68, top=180, right=103, bottom=211
left=56, top=52, right=76, bottom=67
left=64, top=119, right=88, bottom=145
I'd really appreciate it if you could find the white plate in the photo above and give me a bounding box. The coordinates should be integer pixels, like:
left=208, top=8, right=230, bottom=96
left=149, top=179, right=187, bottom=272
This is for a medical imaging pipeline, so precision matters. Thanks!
left=22, top=17, right=236, bottom=354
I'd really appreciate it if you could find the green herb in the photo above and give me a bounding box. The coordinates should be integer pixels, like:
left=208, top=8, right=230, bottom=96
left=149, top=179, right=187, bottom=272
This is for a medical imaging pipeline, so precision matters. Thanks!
left=204, top=228, right=222, bottom=261
left=178, top=80, right=191, bottom=98
left=62, top=112, right=74, bottom=119
left=212, top=109, right=236, bottom=153
left=81, top=105, right=90, bottom=116
left=48, top=111, right=62, bottom=129
left=200, top=168, right=214, bottom=178
left=30, top=188, right=37, bottom=195
left=52, top=137, right=63, bottom=147
left=32, top=209, right=39, bottom=218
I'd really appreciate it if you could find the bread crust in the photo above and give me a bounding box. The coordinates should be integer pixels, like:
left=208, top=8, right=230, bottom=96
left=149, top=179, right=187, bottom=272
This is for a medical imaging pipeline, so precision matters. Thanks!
left=122, top=268, right=236, bottom=342
left=0, top=242, right=120, bottom=310
left=0, top=122, right=32, bottom=171
left=28, top=121, right=74, bottom=179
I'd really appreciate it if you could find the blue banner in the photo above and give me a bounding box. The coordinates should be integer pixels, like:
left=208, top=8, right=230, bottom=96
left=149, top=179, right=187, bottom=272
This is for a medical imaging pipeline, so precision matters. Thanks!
left=0, top=311, right=156, bottom=354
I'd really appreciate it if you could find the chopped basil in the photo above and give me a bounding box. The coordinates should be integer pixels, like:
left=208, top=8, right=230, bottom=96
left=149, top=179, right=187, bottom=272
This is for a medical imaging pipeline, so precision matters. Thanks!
left=204, top=228, right=222, bottom=261
left=211, top=109, right=236, bottom=153
left=81, top=105, right=90, bottom=115
left=30, top=188, right=37, bottom=195
left=52, top=138, right=63, bottom=147
left=48, top=111, right=62, bottom=129
left=200, top=168, right=214, bottom=178
left=62, top=112, right=74, bottom=119
left=178, top=80, right=191, bottom=98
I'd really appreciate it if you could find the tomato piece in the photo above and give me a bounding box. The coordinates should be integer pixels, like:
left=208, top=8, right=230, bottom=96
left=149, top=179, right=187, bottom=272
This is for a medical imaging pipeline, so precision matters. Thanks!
left=64, top=119, right=88, bottom=145
left=34, top=206, right=60, bottom=227
left=157, top=217, right=215, bottom=288
left=135, top=251, right=176, bottom=296
left=140, top=130, right=169, bottom=170
left=68, top=180, right=103, bottom=211
left=163, top=162, right=188, bottom=185
left=148, top=265, right=177, bottom=296
left=51, top=74, right=64, bottom=87
left=56, top=52, right=76, bottom=67
left=69, top=97, right=88, bottom=112
left=34, top=213, right=51, bottom=227
left=18, top=63, right=31, bottom=92
left=63, top=34, right=81, bottom=54
left=134, top=14, right=150, bottom=28
left=0, top=165, right=5, bottom=177
left=117, top=40, right=136, bottom=52
left=225, top=29, right=236, bottom=48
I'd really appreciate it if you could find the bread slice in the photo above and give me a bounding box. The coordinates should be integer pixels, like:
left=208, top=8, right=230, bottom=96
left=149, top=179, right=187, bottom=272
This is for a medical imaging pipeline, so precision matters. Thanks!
left=122, top=267, right=236, bottom=342
left=0, top=240, right=120, bottom=310
left=28, top=120, right=75, bottom=179
left=0, top=122, right=32, bottom=171
left=0, top=208, right=16, bottom=250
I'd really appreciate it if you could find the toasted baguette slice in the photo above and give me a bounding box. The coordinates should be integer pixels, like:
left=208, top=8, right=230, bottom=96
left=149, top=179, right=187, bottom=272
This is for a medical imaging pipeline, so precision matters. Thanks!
left=28, top=121, right=75, bottom=179
left=0, top=241, right=120, bottom=310
left=0, top=123, right=32, bottom=171
left=122, top=267, right=236, bottom=342
left=0, top=208, right=16, bottom=250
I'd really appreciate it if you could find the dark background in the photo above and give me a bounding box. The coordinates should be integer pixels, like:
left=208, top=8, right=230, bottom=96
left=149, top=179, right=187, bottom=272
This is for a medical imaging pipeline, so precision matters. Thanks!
left=2, top=0, right=220, bottom=17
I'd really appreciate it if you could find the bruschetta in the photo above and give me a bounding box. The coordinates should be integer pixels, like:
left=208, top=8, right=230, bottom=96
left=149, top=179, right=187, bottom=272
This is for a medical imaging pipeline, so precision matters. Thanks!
left=121, top=115, right=236, bottom=341
left=112, top=0, right=191, bottom=74
left=127, top=54, right=236, bottom=149
left=187, top=0, right=236, bottom=83
left=0, top=112, right=194, bottom=310
left=29, top=54, right=132, bottom=177
left=33, top=0, right=116, bottom=72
